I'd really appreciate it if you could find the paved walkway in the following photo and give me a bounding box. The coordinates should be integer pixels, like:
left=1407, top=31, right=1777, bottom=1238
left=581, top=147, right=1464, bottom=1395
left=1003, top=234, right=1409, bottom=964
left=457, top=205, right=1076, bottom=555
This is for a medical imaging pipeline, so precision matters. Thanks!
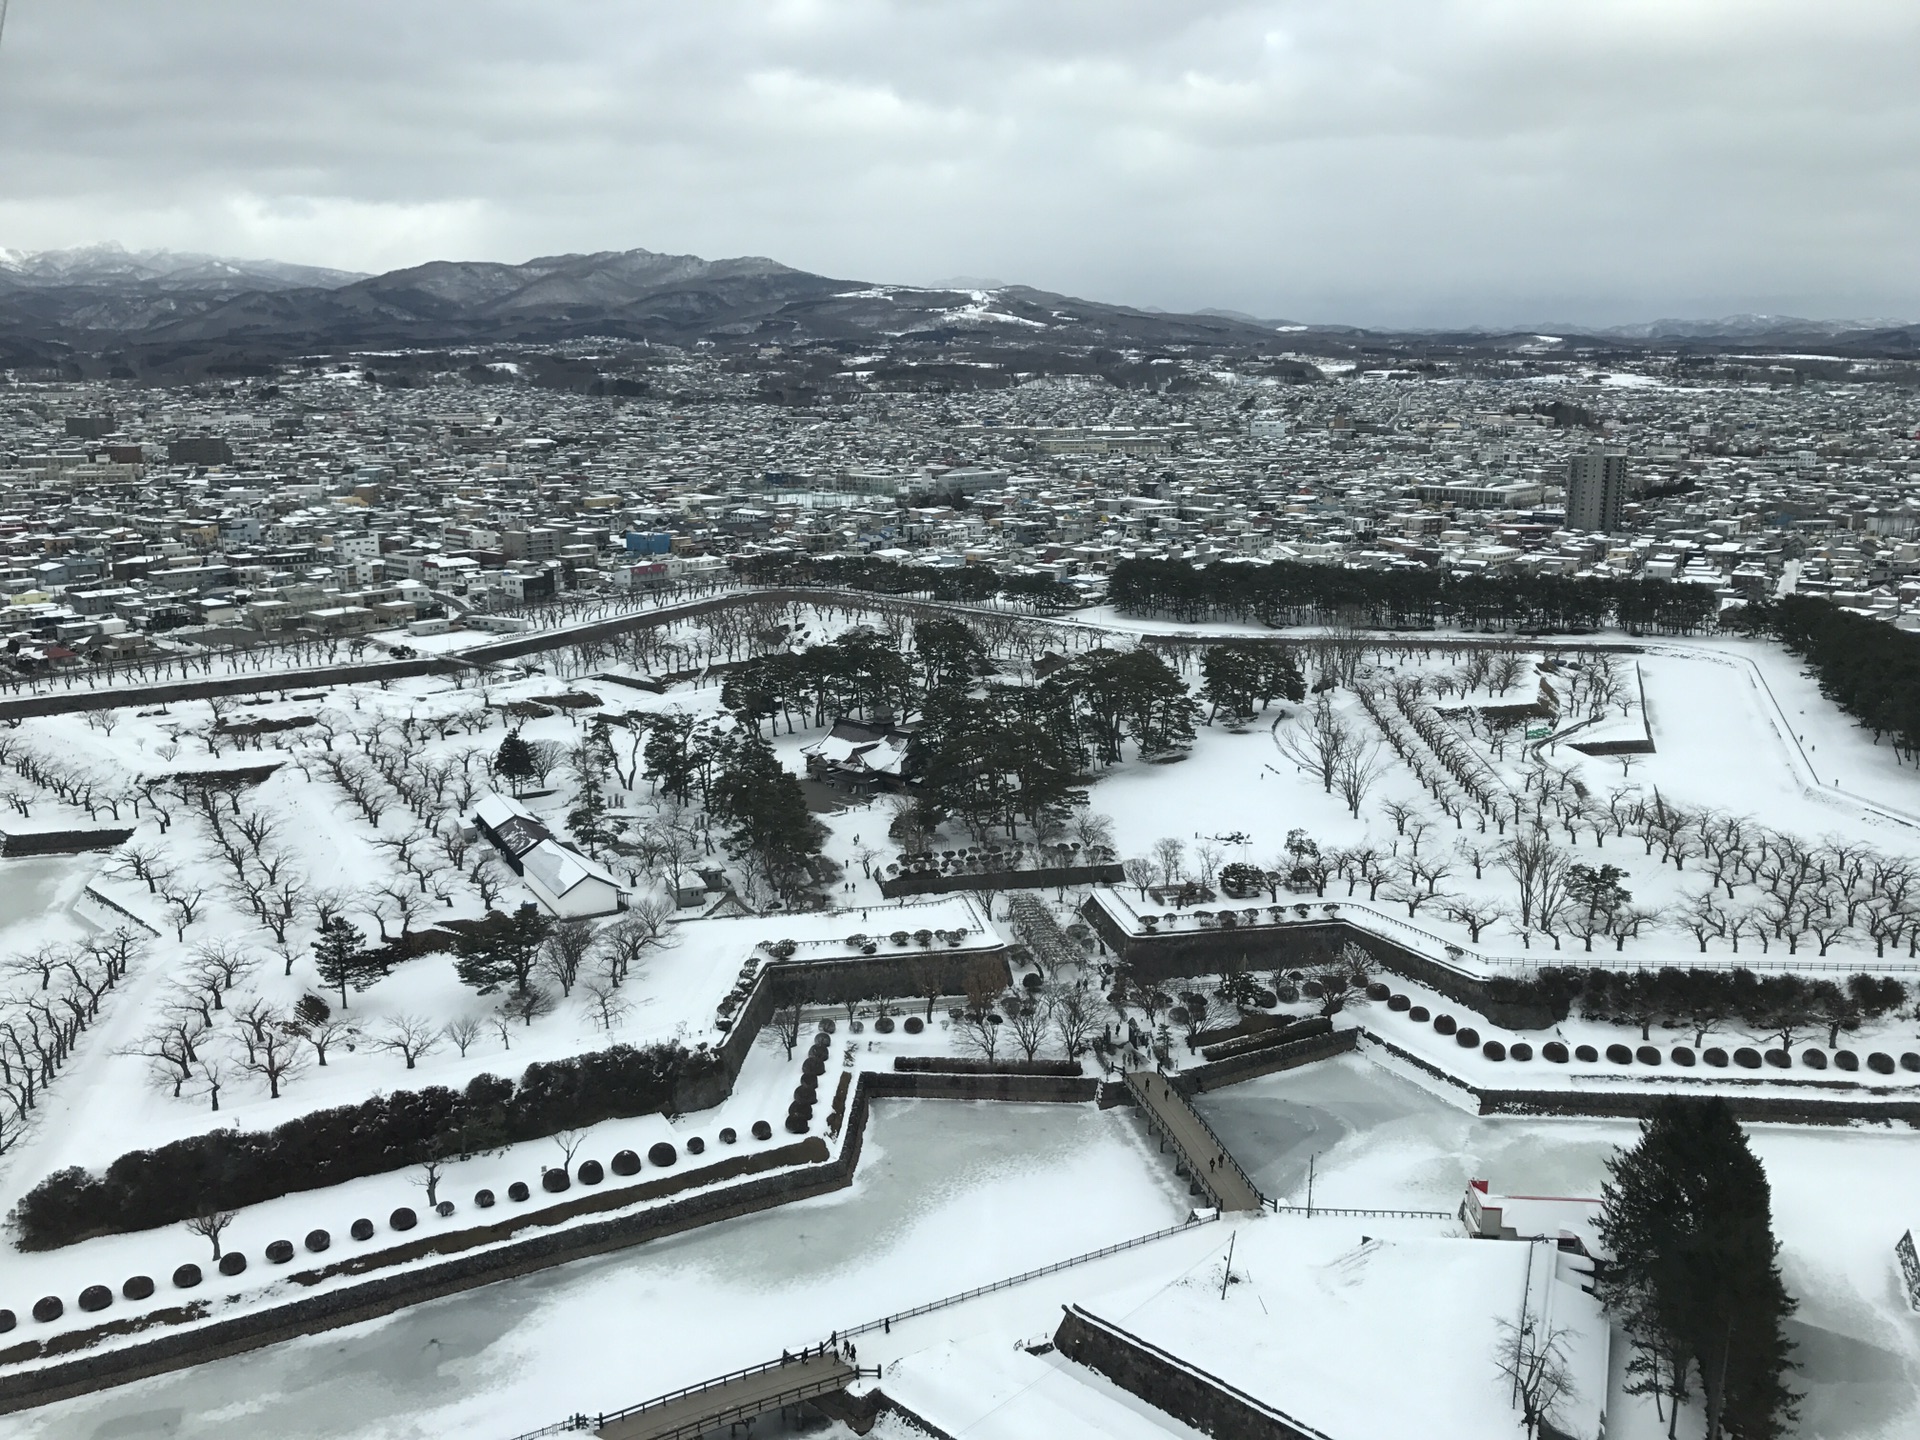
left=595, top=1353, right=855, bottom=1440
left=1126, top=1071, right=1264, bottom=1212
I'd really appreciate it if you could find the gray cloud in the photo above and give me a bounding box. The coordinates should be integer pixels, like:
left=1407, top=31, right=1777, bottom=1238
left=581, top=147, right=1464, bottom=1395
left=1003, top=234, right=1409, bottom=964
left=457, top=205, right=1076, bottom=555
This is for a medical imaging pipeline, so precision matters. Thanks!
left=0, top=0, right=1914, bottom=326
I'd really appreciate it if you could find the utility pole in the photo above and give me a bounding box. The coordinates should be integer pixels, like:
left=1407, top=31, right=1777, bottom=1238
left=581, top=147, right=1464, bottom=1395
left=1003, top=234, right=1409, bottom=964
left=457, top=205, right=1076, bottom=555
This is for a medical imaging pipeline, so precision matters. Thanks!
left=1219, top=1232, right=1236, bottom=1301
left=1306, top=1152, right=1317, bottom=1217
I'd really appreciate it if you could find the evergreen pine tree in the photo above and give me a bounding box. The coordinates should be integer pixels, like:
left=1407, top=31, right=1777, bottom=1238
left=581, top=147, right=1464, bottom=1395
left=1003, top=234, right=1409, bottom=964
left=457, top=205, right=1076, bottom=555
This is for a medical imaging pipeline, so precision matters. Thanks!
left=311, top=916, right=378, bottom=1010
left=452, top=903, right=553, bottom=996
left=494, top=727, right=537, bottom=796
left=1597, top=1098, right=1797, bottom=1440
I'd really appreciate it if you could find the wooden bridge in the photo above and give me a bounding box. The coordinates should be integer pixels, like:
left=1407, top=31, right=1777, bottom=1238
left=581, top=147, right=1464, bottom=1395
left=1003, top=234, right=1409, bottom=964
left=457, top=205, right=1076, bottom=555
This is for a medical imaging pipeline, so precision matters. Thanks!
left=1125, top=1070, right=1265, bottom=1212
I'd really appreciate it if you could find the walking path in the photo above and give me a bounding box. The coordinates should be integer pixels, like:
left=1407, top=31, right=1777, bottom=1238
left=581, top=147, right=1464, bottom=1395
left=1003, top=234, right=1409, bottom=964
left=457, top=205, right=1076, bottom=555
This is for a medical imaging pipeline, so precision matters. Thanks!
left=594, top=1352, right=857, bottom=1440
left=1125, top=1070, right=1264, bottom=1211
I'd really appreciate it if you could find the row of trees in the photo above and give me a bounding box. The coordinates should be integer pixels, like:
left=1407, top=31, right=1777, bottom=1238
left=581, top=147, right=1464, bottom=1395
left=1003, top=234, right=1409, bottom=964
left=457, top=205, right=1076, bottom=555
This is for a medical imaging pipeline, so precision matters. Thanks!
left=12, top=1039, right=706, bottom=1249
left=1108, top=557, right=1723, bottom=635
left=1766, top=594, right=1920, bottom=765
left=731, top=552, right=1082, bottom=611
left=0, top=930, right=146, bottom=1156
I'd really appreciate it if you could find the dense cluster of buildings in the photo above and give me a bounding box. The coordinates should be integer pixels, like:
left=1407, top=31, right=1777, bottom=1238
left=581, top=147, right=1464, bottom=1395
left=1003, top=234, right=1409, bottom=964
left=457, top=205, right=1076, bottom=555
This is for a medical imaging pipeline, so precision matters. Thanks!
left=2, top=343, right=1918, bottom=671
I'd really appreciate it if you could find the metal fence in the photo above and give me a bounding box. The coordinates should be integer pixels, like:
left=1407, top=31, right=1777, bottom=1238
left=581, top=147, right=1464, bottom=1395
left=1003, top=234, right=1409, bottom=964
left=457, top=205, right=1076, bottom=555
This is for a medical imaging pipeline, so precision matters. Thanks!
left=1264, top=1201, right=1453, bottom=1220
left=838, top=1212, right=1221, bottom=1340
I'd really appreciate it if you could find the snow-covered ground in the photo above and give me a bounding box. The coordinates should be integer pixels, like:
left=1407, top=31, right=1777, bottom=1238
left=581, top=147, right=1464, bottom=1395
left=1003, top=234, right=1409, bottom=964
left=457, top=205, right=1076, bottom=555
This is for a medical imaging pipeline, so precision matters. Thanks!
left=1196, top=1057, right=1920, bottom=1440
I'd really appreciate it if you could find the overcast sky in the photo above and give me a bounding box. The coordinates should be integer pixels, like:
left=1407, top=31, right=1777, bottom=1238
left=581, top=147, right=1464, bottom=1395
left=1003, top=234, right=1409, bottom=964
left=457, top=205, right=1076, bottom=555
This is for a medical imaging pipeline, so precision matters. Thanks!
left=0, top=0, right=1915, bottom=327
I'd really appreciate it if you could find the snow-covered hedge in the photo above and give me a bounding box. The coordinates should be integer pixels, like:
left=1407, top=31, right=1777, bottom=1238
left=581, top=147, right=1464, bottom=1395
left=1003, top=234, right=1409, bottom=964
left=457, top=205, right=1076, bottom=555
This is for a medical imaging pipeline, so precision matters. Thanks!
left=11, top=1040, right=710, bottom=1250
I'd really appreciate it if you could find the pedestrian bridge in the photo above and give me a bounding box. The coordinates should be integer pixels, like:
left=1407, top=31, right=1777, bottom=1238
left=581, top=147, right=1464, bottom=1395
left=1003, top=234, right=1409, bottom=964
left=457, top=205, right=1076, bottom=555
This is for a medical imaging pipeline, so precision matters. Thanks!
left=594, top=1352, right=863, bottom=1440
left=1125, top=1070, right=1265, bottom=1212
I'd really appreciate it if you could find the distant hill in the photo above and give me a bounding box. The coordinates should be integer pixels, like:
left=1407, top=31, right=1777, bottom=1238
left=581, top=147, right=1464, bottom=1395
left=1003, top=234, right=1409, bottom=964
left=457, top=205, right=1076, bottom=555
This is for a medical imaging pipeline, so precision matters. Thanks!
left=0, top=241, right=1913, bottom=368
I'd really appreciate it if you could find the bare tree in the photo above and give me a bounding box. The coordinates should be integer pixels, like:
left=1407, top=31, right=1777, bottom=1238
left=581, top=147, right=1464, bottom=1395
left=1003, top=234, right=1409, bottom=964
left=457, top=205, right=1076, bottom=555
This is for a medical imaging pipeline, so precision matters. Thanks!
left=184, top=1209, right=236, bottom=1260
left=1150, top=837, right=1186, bottom=887
left=771, top=1003, right=804, bottom=1060
left=108, top=841, right=172, bottom=894
left=1445, top=899, right=1506, bottom=944
left=501, top=985, right=558, bottom=1027
left=1001, top=990, right=1051, bottom=1061
left=1492, top=1315, right=1580, bottom=1440
left=413, top=1157, right=450, bottom=1210
left=1049, top=981, right=1098, bottom=1057
left=1121, top=856, right=1155, bottom=899
left=551, top=1127, right=589, bottom=1169
left=540, top=917, right=596, bottom=997
left=162, top=883, right=208, bottom=941
left=231, top=1016, right=306, bottom=1099
left=598, top=900, right=674, bottom=984
left=579, top=976, right=632, bottom=1032
left=1273, top=694, right=1350, bottom=793
left=284, top=994, right=354, bottom=1066
left=118, top=1015, right=208, bottom=1098
left=955, top=977, right=1005, bottom=1060
left=1333, top=737, right=1389, bottom=819
left=442, top=1015, right=485, bottom=1057
left=371, top=1014, right=442, bottom=1069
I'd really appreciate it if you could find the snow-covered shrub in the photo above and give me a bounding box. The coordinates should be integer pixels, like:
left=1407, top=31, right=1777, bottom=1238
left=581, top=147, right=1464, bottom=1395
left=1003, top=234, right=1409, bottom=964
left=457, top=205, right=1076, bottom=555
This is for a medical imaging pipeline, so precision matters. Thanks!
left=350, top=1219, right=375, bottom=1241
left=474, top=1190, right=496, bottom=1209
left=1575, top=1044, right=1599, bottom=1063
left=389, top=1207, right=418, bottom=1231
left=122, top=1275, right=155, bottom=1300
left=1637, top=1046, right=1662, bottom=1066
left=32, top=1296, right=62, bottom=1322
left=718, top=1128, right=738, bottom=1145
left=266, top=1240, right=295, bottom=1264
left=172, top=1265, right=202, bottom=1289
left=687, top=1136, right=706, bottom=1155
left=1834, top=1051, right=1859, bottom=1072
left=436, top=1201, right=455, bottom=1218
left=751, top=1120, right=772, bottom=1141
left=78, top=1285, right=111, bottom=1313
left=304, top=1229, right=331, bottom=1252
left=1456, top=1027, right=1480, bottom=1048
left=1509, top=1043, right=1533, bottom=1062
left=1605, top=1044, right=1633, bottom=1065
left=1482, top=1041, right=1506, bottom=1061
left=647, top=1142, right=678, bottom=1167
left=217, top=1253, right=247, bottom=1277
left=577, top=1159, right=604, bottom=1185
left=508, top=1181, right=531, bottom=1201
left=1433, top=1014, right=1456, bottom=1035
left=540, top=1169, right=569, bottom=1194
left=1868, top=1052, right=1896, bottom=1074
left=1542, top=1042, right=1569, bottom=1063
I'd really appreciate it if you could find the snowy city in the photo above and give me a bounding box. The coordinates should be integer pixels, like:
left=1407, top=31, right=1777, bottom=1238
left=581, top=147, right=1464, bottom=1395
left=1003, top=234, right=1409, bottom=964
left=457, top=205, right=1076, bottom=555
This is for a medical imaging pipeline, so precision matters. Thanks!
left=2, top=5, right=1919, bottom=1440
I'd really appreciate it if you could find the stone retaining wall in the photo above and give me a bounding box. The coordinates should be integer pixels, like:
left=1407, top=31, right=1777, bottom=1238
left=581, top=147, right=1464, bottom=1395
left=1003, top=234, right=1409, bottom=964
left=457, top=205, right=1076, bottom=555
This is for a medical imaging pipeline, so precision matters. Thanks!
left=1361, top=1031, right=1920, bottom=1127
left=1053, top=1305, right=1327, bottom=1440
left=1081, top=902, right=1556, bottom=1031
left=880, top=863, right=1124, bottom=899
left=864, top=1071, right=1098, bottom=1104
left=0, top=827, right=133, bottom=856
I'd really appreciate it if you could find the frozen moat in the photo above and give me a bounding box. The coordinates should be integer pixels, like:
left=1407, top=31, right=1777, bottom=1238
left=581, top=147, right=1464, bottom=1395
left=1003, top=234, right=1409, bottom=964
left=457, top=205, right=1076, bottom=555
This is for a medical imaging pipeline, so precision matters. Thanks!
left=1, top=1099, right=1189, bottom=1440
